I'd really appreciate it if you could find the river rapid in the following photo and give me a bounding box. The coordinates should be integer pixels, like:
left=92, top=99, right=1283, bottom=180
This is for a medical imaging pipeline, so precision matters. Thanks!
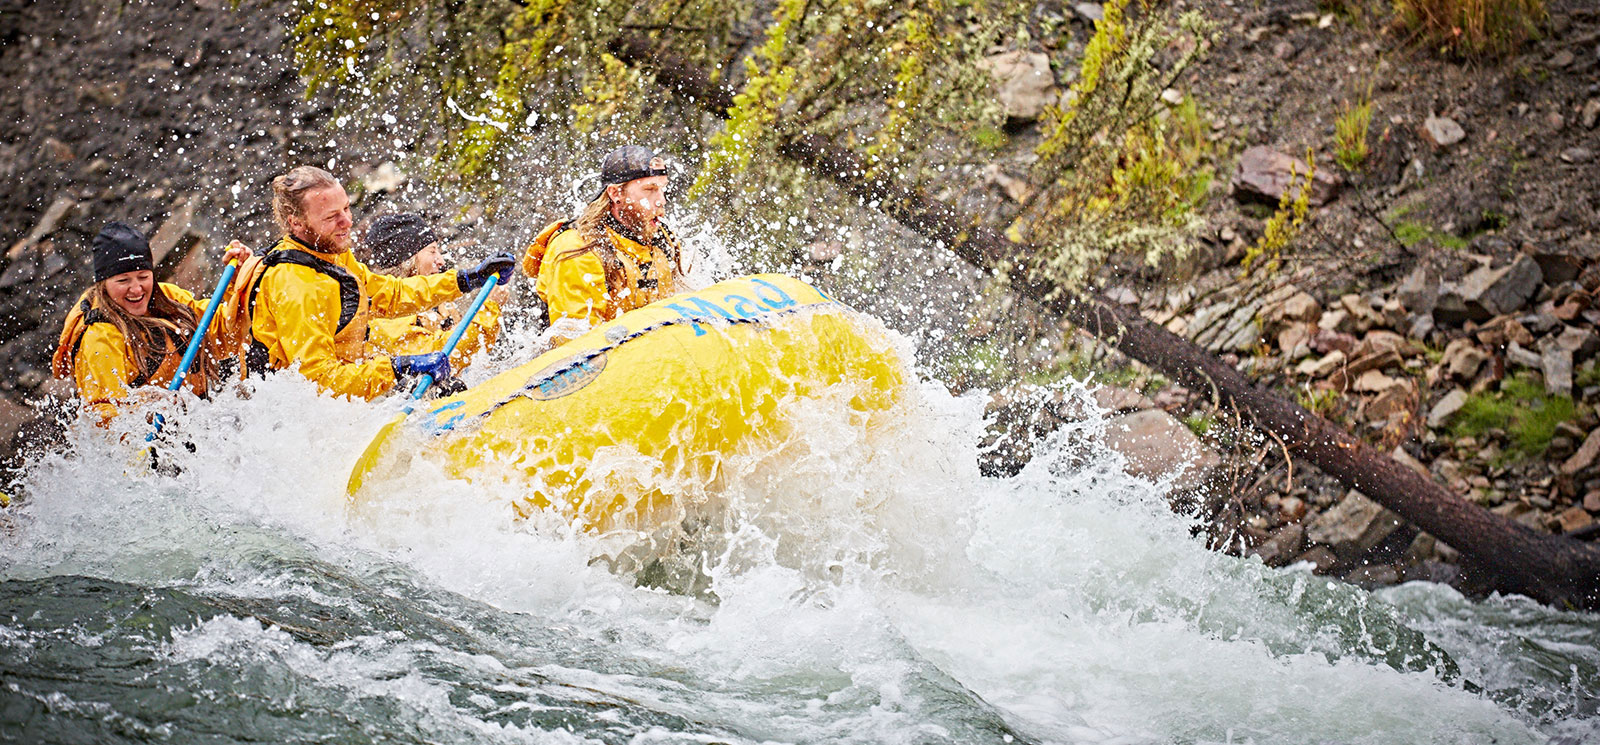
left=2, top=309, right=1598, bottom=745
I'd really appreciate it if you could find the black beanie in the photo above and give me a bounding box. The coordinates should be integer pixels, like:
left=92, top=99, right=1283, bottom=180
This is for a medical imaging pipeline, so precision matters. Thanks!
left=363, top=213, right=438, bottom=269
left=92, top=222, right=154, bottom=282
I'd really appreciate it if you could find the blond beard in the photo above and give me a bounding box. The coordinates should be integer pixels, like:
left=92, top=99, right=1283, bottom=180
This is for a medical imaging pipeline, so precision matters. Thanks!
left=612, top=206, right=658, bottom=241
left=293, top=226, right=351, bottom=253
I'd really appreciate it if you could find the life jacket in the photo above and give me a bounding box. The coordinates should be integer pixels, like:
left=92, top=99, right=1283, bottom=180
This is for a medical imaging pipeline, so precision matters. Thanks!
left=530, top=218, right=683, bottom=326
left=52, top=288, right=194, bottom=391
left=221, top=243, right=370, bottom=377
left=528, top=219, right=684, bottom=290
left=522, top=220, right=569, bottom=281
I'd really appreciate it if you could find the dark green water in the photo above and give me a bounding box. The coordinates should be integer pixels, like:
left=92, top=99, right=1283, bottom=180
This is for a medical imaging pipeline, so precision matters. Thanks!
left=2, top=377, right=1596, bottom=744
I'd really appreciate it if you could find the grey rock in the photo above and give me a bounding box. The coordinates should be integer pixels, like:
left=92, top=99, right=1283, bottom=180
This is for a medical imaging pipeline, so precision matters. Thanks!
left=1280, top=290, right=1322, bottom=323
left=1583, top=99, right=1600, bottom=130
left=1432, top=286, right=1479, bottom=325
left=1422, top=115, right=1466, bottom=148
left=1345, top=564, right=1400, bottom=587
left=1396, top=266, right=1439, bottom=314
left=1318, top=308, right=1352, bottom=333
left=1092, top=385, right=1156, bottom=415
left=1443, top=338, right=1488, bottom=379
left=1250, top=522, right=1306, bottom=568
left=1507, top=341, right=1543, bottom=369
left=1519, top=313, right=1562, bottom=335
left=148, top=197, right=199, bottom=266
left=6, top=195, right=77, bottom=259
left=1307, top=490, right=1404, bottom=562
left=981, top=50, right=1057, bottom=121
left=1533, top=251, right=1585, bottom=285
left=1297, top=349, right=1346, bottom=377
left=1458, top=254, right=1544, bottom=317
left=1540, top=341, right=1573, bottom=397
left=1408, top=313, right=1435, bottom=340
left=40, top=252, right=67, bottom=279
left=1560, top=147, right=1594, bottom=164
left=1562, top=429, right=1600, bottom=476
left=1428, top=388, right=1469, bottom=429
left=1554, top=325, right=1599, bottom=361
left=1231, top=146, right=1343, bottom=207
left=1073, top=2, right=1104, bottom=22
left=1296, top=546, right=1341, bottom=573
left=0, top=255, right=38, bottom=290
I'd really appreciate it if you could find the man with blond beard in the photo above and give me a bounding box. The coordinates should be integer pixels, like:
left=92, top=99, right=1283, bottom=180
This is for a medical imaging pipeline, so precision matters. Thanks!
left=236, top=166, right=515, bottom=400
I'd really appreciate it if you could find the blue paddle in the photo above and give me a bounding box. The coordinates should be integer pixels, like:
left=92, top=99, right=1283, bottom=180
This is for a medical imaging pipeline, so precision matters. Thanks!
left=147, top=259, right=240, bottom=441
left=400, top=272, right=500, bottom=414
left=347, top=273, right=500, bottom=495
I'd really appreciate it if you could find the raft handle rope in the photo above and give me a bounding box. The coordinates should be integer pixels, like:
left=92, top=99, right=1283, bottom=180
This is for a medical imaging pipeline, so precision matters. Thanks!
left=421, top=299, right=846, bottom=436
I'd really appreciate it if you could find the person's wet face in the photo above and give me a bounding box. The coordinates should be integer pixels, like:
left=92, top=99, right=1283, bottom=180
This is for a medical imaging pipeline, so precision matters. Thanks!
left=608, top=174, right=669, bottom=238
left=411, top=243, right=445, bottom=276
left=106, top=270, right=155, bottom=317
left=290, top=185, right=354, bottom=252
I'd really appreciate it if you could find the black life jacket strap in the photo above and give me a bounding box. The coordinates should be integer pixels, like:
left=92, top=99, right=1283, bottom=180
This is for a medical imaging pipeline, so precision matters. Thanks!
left=244, top=248, right=363, bottom=377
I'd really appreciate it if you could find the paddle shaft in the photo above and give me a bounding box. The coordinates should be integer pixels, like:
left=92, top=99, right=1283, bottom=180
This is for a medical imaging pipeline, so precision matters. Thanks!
left=148, top=259, right=239, bottom=439
left=401, top=273, right=500, bottom=415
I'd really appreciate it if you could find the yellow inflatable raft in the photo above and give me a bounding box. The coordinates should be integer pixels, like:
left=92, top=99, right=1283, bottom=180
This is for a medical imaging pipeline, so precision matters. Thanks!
left=347, top=274, right=905, bottom=535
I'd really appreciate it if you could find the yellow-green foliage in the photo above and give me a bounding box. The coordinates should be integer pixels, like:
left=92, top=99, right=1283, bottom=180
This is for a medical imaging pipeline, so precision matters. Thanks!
left=1022, top=0, right=1217, bottom=293
left=1242, top=150, right=1314, bottom=277
left=1395, top=0, right=1545, bottom=57
left=1333, top=84, right=1372, bottom=171
left=693, top=0, right=804, bottom=196
left=288, top=0, right=1215, bottom=289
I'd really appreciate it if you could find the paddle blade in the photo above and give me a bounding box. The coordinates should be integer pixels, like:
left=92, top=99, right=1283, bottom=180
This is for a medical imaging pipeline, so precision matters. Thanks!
left=345, top=413, right=406, bottom=499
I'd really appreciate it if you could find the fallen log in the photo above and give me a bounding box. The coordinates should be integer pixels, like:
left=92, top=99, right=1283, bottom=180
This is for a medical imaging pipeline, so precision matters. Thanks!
left=611, top=37, right=1600, bottom=610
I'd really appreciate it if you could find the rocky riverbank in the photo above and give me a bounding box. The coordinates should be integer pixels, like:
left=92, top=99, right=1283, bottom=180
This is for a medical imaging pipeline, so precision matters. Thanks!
left=976, top=0, right=1599, bottom=594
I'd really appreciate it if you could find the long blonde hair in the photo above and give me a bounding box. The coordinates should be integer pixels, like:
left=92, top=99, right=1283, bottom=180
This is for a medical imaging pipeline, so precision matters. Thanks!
left=557, top=193, right=628, bottom=295
left=85, top=281, right=216, bottom=385
left=556, top=192, right=683, bottom=294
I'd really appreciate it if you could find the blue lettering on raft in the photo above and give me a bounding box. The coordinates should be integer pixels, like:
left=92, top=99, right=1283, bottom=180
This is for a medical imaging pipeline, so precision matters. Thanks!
left=666, top=278, right=803, bottom=335
left=663, top=296, right=736, bottom=336
left=724, top=294, right=762, bottom=318
left=751, top=278, right=797, bottom=309
left=540, top=358, right=598, bottom=397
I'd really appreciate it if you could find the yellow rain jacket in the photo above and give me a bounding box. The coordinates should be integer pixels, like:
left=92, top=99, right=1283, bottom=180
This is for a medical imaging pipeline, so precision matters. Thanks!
left=242, top=235, right=463, bottom=400
left=524, top=220, right=680, bottom=344
left=52, top=284, right=228, bottom=423
left=366, top=300, right=503, bottom=371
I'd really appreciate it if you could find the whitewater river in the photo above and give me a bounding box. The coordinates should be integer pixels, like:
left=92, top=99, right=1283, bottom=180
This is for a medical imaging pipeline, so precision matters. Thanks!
left=2, top=315, right=1597, bottom=744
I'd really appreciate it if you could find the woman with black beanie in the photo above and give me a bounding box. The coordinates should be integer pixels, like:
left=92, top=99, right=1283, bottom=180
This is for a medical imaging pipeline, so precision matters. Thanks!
left=51, top=222, right=249, bottom=424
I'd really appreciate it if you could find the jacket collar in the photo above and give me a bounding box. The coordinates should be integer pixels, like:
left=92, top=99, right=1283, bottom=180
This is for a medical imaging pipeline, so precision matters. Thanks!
left=279, top=233, right=345, bottom=262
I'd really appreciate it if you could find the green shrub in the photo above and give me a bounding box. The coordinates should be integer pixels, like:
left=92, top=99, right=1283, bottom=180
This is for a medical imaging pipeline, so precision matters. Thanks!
left=1333, top=86, right=1372, bottom=171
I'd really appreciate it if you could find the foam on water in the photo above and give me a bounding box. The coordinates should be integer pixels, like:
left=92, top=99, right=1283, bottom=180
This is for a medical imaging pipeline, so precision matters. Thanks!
left=3, top=318, right=1597, bottom=743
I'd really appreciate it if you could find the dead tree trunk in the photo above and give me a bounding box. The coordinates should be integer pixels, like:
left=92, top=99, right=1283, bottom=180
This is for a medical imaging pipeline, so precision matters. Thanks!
left=611, top=37, right=1600, bottom=610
